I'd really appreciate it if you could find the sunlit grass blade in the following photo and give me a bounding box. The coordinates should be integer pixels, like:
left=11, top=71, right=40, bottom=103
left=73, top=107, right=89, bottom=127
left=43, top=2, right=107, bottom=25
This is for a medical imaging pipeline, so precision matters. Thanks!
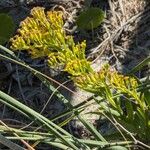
left=0, top=91, right=83, bottom=150
left=4, top=134, right=133, bottom=149
left=0, top=45, right=72, bottom=108
left=77, top=113, right=108, bottom=142
left=51, top=96, right=94, bottom=123
left=129, top=56, right=150, bottom=74
left=0, top=125, right=51, bottom=137
left=0, top=45, right=108, bottom=145
left=105, top=146, right=128, bottom=150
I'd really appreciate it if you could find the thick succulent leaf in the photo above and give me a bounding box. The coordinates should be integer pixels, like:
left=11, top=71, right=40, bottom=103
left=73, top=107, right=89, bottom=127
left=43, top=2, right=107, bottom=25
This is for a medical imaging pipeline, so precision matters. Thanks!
left=0, top=13, right=15, bottom=44
left=76, top=7, right=104, bottom=30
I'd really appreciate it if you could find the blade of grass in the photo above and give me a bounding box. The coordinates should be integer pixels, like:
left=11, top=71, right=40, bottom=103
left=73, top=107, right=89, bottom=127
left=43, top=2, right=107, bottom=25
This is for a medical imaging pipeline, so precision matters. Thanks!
left=0, top=133, right=25, bottom=150
left=5, top=135, right=134, bottom=149
left=0, top=46, right=108, bottom=143
left=0, top=124, right=134, bottom=149
left=76, top=112, right=107, bottom=142
left=51, top=95, right=95, bottom=122
left=0, top=97, right=77, bottom=148
left=0, top=120, right=35, bottom=150
left=0, top=91, right=80, bottom=150
left=0, top=98, right=30, bottom=119
left=129, top=56, right=150, bottom=74
left=6, top=136, right=70, bottom=150
left=0, top=125, right=51, bottom=137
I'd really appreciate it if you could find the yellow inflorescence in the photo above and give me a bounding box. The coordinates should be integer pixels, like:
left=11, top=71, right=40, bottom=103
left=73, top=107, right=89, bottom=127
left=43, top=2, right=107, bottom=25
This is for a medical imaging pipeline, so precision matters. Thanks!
left=65, top=59, right=93, bottom=76
left=110, top=72, right=138, bottom=92
left=10, top=7, right=139, bottom=104
left=47, top=40, right=87, bottom=68
left=74, top=65, right=110, bottom=95
left=74, top=64, right=139, bottom=97
left=10, top=7, right=64, bottom=58
left=10, top=7, right=93, bottom=76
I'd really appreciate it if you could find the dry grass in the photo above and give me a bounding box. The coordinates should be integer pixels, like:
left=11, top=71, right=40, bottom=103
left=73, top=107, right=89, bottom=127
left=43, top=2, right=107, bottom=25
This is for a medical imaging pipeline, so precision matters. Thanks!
left=87, top=0, right=150, bottom=71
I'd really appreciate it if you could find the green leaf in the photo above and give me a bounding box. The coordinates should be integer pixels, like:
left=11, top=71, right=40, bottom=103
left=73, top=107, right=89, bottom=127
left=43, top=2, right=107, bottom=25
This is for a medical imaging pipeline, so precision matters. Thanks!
left=129, top=56, right=150, bottom=74
left=144, top=90, right=150, bottom=107
left=125, top=100, right=133, bottom=122
left=76, top=7, right=105, bottom=30
left=98, top=102, right=120, bottom=117
left=0, top=91, right=79, bottom=150
left=0, top=13, right=15, bottom=44
left=77, top=113, right=108, bottom=142
left=106, top=146, right=128, bottom=150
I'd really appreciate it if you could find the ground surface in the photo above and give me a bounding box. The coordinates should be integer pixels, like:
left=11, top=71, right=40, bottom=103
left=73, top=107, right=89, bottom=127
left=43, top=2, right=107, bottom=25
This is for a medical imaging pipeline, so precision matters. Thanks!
left=0, top=0, right=150, bottom=149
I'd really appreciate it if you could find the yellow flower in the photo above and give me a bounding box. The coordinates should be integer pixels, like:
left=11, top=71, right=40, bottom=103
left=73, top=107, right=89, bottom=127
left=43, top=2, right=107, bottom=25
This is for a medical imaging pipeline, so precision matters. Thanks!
left=10, top=7, right=65, bottom=58
left=64, top=59, right=92, bottom=76
left=10, top=7, right=92, bottom=76
left=74, top=64, right=139, bottom=97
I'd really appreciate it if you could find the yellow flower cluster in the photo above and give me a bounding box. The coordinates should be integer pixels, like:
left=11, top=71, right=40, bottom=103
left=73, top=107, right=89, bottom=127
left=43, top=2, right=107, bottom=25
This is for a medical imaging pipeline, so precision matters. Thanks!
left=74, top=64, right=138, bottom=97
left=10, top=7, right=64, bottom=58
left=10, top=7, right=140, bottom=106
left=74, top=65, right=109, bottom=93
left=65, top=59, right=93, bottom=76
left=10, top=7, right=93, bottom=76
left=110, top=72, right=138, bottom=93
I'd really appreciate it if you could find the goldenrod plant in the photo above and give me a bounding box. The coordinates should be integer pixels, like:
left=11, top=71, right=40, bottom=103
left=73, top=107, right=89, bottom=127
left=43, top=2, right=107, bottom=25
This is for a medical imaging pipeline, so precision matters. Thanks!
left=10, top=7, right=64, bottom=57
left=74, top=64, right=139, bottom=109
left=10, top=7, right=93, bottom=76
left=9, top=6, right=150, bottom=148
left=75, top=64, right=150, bottom=140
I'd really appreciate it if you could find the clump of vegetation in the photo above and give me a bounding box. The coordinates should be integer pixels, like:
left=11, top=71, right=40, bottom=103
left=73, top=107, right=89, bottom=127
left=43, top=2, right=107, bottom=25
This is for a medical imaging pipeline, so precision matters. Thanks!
left=10, top=7, right=92, bottom=76
left=75, top=64, right=150, bottom=140
left=10, top=6, right=150, bottom=141
left=0, top=6, right=149, bottom=149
